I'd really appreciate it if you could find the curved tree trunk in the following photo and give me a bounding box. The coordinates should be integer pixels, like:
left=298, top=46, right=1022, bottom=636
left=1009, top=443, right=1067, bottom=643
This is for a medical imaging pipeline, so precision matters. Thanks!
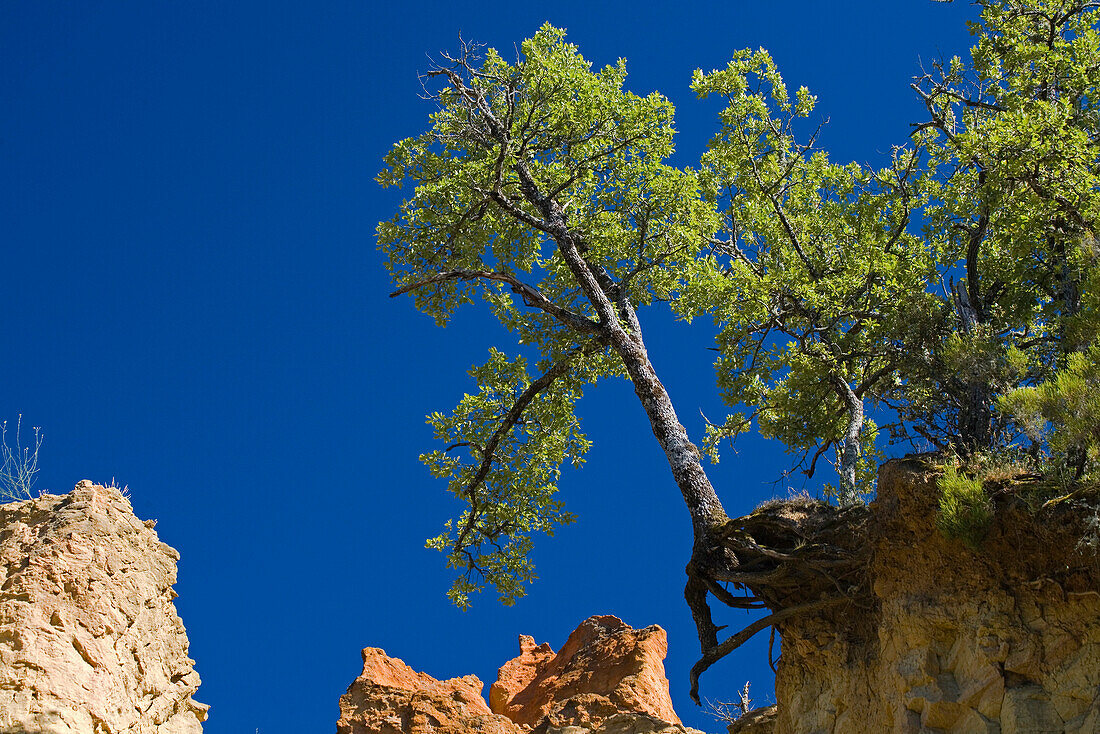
left=515, top=163, right=730, bottom=539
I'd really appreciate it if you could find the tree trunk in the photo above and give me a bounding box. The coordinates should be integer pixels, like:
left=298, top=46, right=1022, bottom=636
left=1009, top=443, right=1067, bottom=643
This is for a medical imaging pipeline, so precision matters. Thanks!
left=1052, top=221, right=1083, bottom=355
left=952, top=280, right=993, bottom=451
left=610, top=315, right=730, bottom=536
left=830, top=375, right=865, bottom=505
left=527, top=180, right=730, bottom=539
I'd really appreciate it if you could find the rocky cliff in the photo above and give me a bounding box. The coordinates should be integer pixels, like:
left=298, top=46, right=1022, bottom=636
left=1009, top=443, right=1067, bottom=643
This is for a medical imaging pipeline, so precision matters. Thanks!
left=0, top=481, right=206, bottom=734
left=338, top=615, right=706, bottom=734
left=726, top=459, right=1100, bottom=734
left=8, top=467, right=1096, bottom=734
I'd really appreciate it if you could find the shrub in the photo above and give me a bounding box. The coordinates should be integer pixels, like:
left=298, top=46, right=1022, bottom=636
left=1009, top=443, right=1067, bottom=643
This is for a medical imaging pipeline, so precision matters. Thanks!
left=999, top=339, right=1100, bottom=481
left=937, top=464, right=992, bottom=548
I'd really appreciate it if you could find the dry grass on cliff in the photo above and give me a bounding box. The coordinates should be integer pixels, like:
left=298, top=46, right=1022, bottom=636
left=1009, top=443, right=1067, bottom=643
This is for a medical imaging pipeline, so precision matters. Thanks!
left=933, top=451, right=1100, bottom=573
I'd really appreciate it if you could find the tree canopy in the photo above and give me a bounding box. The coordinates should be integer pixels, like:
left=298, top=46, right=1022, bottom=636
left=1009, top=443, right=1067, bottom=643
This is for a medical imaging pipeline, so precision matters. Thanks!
left=380, top=0, right=1100, bottom=697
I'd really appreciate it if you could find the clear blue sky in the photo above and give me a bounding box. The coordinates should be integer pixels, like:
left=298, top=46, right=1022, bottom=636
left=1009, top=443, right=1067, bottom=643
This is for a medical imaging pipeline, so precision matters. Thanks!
left=2, top=2, right=973, bottom=731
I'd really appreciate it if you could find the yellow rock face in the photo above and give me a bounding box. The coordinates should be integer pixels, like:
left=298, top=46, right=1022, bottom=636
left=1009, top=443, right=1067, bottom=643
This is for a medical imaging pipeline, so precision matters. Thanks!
left=0, top=481, right=207, bottom=734
left=765, top=461, right=1100, bottom=734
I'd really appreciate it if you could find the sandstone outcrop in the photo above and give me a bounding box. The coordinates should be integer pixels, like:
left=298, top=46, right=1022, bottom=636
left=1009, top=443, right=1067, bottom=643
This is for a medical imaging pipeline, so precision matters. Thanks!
left=0, top=480, right=207, bottom=734
left=491, top=615, right=683, bottom=731
left=722, top=459, right=1100, bottom=734
left=490, top=634, right=555, bottom=716
left=339, top=616, right=705, bottom=734
left=337, top=647, right=521, bottom=734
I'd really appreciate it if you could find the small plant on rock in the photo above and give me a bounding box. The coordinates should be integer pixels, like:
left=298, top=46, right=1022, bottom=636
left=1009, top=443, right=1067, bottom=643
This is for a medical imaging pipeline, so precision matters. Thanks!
left=0, top=415, right=43, bottom=502
left=705, top=681, right=756, bottom=724
left=937, top=463, right=992, bottom=548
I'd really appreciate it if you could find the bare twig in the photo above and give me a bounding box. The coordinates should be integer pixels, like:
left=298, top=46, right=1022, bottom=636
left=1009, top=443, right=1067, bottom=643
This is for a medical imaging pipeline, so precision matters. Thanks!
left=0, top=415, right=43, bottom=501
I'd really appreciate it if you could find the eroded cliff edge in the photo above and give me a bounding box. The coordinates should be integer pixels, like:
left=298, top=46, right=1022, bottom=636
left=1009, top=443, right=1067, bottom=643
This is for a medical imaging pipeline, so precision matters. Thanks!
left=0, top=481, right=206, bottom=734
left=725, top=459, right=1100, bottom=734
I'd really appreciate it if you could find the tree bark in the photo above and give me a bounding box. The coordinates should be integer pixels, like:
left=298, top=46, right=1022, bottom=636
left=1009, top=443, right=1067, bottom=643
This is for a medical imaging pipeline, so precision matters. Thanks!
left=830, top=375, right=865, bottom=505
left=512, top=161, right=730, bottom=538
left=611, top=313, right=730, bottom=535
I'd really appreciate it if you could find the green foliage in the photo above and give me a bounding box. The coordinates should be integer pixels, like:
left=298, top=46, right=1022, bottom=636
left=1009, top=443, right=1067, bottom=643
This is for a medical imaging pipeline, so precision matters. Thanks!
left=422, top=348, right=586, bottom=608
left=1000, top=338, right=1100, bottom=478
left=379, top=24, right=714, bottom=332
left=937, top=464, right=993, bottom=548
left=384, top=3, right=1100, bottom=607
left=678, top=50, right=934, bottom=500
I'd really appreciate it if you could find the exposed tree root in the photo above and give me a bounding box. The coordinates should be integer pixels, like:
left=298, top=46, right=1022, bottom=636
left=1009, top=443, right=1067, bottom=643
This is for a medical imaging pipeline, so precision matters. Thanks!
left=686, top=498, right=871, bottom=703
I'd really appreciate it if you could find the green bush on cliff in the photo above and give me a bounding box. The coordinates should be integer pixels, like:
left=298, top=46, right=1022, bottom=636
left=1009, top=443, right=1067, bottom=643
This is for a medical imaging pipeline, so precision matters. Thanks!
left=937, top=465, right=993, bottom=548
left=1000, top=339, right=1100, bottom=483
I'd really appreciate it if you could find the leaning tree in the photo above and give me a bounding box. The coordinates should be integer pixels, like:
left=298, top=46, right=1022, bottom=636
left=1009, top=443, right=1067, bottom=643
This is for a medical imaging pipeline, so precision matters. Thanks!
left=379, top=0, right=1100, bottom=701
left=379, top=25, right=731, bottom=610
left=379, top=22, right=889, bottom=700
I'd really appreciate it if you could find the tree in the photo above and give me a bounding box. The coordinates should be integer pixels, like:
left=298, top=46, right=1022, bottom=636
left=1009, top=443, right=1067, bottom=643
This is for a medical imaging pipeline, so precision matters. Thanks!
left=380, top=0, right=1100, bottom=700
left=678, top=50, right=934, bottom=504
left=379, top=26, right=728, bottom=610
left=901, top=0, right=1100, bottom=460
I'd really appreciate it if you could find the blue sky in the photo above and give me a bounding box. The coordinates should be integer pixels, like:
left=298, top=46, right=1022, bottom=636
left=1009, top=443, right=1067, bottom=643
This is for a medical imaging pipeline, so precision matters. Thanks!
left=2, top=2, right=974, bottom=731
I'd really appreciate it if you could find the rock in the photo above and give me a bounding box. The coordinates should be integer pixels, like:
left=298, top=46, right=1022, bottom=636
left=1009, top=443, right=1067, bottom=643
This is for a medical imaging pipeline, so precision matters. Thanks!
left=491, top=615, right=683, bottom=731
left=339, top=616, right=706, bottom=734
left=337, top=647, right=522, bottom=734
left=749, top=460, right=1100, bottom=734
left=546, top=712, right=707, bottom=734
left=1001, top=686, right=1062, bottom=733
left=490, top=634, right=554, bottom=715
left=725, top=705, right=776, bottom=734
left=0, top=481, right=207, bottom=734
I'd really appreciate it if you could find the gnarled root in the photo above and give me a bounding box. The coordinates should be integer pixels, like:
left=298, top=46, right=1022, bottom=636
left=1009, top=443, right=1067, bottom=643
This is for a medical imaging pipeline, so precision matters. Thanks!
left=686, top=498, right=871, bottom=703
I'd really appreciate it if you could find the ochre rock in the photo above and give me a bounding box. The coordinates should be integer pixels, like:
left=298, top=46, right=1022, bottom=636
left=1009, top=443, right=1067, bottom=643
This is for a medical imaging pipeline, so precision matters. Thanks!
left=758, top=459, right=1100, bottom=734
left=491, top=615, right=683, bottom=731
left=337, top=647, right=522, bottom=734
left=0, top=481, right=207, bottom=734
left=339, top=617, right=705, bottom=734
left=489, top=634, right=555, bottom=715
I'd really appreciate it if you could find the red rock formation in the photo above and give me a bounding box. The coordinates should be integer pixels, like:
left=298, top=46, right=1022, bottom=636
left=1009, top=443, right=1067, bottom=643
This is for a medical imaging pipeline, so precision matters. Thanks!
left=490, top=615, right=683, bottom=730
left=489, top=634, right=555, bottom=715
left=337, top=616, right=701, bottom=734
left=337, top=647, right=522, bottom=734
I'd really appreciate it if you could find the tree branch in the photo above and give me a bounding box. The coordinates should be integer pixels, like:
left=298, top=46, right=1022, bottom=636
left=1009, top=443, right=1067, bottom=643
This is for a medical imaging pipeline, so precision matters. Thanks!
left=453, top=338, right=609, bottom=552
left=390, top=269, right=605, bottom=334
